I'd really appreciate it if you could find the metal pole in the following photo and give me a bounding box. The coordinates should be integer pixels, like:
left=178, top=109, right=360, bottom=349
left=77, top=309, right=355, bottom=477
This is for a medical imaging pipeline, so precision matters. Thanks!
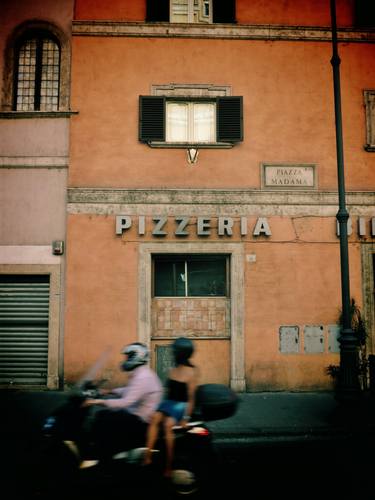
left=329, top=0, right=360, bottom=401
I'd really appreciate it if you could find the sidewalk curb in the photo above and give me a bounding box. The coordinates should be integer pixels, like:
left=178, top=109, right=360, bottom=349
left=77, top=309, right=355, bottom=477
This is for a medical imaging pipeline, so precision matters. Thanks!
left=211, top=425, right=375, bottom=440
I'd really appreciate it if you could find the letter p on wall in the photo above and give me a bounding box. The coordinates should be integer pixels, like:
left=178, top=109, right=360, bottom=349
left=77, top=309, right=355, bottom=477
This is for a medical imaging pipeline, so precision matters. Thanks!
left=116, top=216, right=132, bottom=235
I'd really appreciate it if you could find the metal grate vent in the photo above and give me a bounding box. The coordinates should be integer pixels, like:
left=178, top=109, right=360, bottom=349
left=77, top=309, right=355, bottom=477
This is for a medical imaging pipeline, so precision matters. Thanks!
left=0, top=275, right=50, bottom=385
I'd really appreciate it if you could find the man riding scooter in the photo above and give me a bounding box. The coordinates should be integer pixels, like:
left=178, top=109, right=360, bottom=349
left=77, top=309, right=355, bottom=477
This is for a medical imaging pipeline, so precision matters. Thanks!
left=81, top=342, right=163, bottom=466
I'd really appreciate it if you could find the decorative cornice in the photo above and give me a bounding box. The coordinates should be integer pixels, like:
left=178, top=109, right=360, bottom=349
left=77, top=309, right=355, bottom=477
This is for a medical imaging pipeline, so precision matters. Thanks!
left=72, top=21, right=375, bottom=43
left=67, top=187, right=375, bottom=207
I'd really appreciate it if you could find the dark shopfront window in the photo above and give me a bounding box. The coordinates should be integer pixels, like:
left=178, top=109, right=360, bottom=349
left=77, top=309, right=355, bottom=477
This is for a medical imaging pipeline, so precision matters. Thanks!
left=153, top=254, right=229, bottom=297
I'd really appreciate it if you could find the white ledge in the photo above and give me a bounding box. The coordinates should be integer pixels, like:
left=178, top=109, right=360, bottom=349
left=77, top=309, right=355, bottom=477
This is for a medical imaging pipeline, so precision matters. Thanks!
left=72, top=21, right=375, bottom=43
left=67, top=187, right=375, bottom=206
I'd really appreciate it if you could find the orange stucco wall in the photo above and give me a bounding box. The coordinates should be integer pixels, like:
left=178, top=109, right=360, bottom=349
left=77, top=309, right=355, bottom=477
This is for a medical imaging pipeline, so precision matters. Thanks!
left=74, top=0, right=354, bottom=27
left=74, top=0, right=145, bottom=21
left=245, top=238, right=362, bottom=390
left=65, top=214, right=139, bottom=384
left=69, top=37, right=375, bottom=190
left=66, top=0, right=375, bottom=391
left=236, top=0, right=354, bottom=26
left=65, top=212, right=366, bottom=389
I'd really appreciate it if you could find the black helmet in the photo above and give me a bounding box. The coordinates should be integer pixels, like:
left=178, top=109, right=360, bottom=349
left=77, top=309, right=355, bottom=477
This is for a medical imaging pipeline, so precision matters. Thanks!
left=121, top=342, right=149, bottom=371
left=172, top=337, right=194, bottom=366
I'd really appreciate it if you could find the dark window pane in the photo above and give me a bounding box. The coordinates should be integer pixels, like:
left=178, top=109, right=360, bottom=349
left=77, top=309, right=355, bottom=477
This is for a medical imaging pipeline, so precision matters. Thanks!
left=154, top=261, right=185, bottom=296
left=355, top=0, right=375, bottom=27
left=0, top=274, right=49, bottom=283
left=187, top=259, right=226, bottom=296
left=212, top=0, right=236, bottom=23
left=146, top=0, right=170, bottom=22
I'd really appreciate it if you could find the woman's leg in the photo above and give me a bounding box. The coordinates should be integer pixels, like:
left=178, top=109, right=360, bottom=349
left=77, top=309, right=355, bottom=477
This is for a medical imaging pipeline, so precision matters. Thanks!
left=163, top=416, right=176, bottom=477
left=144, top=411, right=164, bottom=465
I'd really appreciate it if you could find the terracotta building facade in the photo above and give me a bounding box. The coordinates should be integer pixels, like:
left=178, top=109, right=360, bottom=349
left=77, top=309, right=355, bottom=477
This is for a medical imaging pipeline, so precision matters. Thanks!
left=1, top=0, right=375, bottom=391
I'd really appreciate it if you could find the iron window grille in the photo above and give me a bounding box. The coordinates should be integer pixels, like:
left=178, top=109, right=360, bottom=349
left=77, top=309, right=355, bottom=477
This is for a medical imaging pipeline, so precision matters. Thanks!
left=13, top=32, right=60, bottom=111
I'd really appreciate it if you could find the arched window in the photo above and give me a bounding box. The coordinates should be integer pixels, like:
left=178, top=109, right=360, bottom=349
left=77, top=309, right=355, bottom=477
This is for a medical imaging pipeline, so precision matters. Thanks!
left=14, top=32, right=60, bottom=111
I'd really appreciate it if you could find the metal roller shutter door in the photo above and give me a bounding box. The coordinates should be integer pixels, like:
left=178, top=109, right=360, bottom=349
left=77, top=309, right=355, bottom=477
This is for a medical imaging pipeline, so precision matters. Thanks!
left=0, top=275, right=50, bottom=386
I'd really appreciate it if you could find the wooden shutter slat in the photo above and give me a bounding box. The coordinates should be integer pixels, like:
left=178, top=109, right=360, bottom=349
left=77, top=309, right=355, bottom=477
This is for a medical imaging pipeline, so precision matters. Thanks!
left=139, top=96, right=165, bottom=142
left=216, top=96, right=243, bottom=142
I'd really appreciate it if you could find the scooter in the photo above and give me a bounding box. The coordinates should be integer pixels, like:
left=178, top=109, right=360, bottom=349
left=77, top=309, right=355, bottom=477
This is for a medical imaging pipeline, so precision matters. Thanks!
left=38, top=379, right=239, bottom=498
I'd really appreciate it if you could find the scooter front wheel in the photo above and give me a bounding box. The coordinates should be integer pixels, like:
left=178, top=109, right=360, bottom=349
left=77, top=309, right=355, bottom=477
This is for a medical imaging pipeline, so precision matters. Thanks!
left=170, top=468, right=198, bottom=496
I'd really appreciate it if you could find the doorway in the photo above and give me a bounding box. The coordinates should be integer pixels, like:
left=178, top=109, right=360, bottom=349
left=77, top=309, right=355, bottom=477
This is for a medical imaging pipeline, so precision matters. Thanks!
left=138, top=242, right=246, bottom=391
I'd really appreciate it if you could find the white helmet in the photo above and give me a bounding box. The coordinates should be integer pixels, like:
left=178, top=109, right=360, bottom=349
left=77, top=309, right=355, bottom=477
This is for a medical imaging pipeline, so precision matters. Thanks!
left=121, top=342, right=149, bottom=371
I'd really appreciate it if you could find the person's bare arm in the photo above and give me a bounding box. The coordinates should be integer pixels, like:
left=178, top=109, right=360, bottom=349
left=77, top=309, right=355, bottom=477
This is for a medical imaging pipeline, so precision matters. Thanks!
left=182, top=367, right=199, bottom=424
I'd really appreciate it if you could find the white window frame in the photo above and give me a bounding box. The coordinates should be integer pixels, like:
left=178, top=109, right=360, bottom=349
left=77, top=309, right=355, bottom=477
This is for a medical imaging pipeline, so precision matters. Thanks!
left=170, top=0, right=212, bottom=24
left=166, top=100, right=216, bottom=143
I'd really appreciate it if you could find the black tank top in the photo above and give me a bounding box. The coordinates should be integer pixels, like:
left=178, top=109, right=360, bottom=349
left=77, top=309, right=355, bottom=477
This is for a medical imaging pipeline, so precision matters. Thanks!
left=166, top=379, right=188, bottom=402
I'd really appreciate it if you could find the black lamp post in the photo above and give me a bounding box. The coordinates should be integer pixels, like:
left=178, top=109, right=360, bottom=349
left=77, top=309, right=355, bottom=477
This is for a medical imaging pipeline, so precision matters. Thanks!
left=329, top=0, right=360, bottom=401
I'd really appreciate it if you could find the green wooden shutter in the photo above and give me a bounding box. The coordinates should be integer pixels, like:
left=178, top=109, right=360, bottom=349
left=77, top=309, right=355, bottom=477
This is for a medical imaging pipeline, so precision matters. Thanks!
left=213, top=0, right=236, bottom=23
left=0, top=275, right=50, bottom=386
left=146, top=0, right=170, bottom=22
left=216, top=96, right=243, bottom=142
left=139, top=96, right=166, bottom=142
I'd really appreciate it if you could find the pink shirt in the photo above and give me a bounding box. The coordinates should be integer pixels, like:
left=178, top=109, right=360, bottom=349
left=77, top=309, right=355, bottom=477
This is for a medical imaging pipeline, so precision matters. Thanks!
left=101, top=365, right=163, bottom=423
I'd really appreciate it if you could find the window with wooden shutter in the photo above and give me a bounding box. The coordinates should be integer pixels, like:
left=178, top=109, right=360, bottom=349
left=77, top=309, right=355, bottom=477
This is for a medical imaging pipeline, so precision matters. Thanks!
left=139, top=95, right=243, bottom=146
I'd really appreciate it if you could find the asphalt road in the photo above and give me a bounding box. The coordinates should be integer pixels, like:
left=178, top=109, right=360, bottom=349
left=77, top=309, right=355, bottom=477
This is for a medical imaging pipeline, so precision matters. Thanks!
left=6, top=431, right=373, bottom=500
left=214, top=436, right=374, bottom=499
left=3, top=389, right=374, bottom=500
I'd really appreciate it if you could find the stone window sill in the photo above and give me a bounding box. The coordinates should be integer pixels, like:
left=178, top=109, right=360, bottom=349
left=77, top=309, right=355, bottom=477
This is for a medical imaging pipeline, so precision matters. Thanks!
left=0, top=111, right=78, bottom=119
left=148, top=141, right=234, bottom=148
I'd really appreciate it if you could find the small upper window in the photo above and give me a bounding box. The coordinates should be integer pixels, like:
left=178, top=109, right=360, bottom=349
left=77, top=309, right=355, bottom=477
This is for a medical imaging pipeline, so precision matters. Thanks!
left=146, top=0, right=236, bottom=24
left=14, top=32, right=60, bottom=111
left=171, top=0, right=212, bottom=24
left=139, top=96, right=243, bottom=146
